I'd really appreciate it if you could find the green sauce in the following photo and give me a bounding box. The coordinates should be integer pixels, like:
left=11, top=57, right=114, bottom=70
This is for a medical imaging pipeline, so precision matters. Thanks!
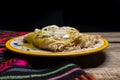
left=22, top=43, right=40, bottom=50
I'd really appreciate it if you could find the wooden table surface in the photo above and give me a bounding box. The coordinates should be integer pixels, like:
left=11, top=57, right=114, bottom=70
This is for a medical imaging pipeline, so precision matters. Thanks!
left=82, top=32, right=120, bottom=80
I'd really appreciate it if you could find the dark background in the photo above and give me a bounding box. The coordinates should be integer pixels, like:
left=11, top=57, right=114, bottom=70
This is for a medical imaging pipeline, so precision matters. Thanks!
left=0, top=1, right=120, bottom=32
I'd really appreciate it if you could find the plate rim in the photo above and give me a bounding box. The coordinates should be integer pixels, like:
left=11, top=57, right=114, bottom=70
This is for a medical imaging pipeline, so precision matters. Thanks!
left=5, top=36, right=109, bottom=57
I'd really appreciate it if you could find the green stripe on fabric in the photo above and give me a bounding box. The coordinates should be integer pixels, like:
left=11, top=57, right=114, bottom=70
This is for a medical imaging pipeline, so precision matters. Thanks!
left=0, top=64, right=75, bottom=79
left=0, top=57, right=3, bottom=59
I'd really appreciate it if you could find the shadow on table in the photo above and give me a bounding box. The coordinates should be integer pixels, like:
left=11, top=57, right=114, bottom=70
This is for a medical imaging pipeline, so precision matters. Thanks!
left=5, top=50, right=106, bottom=69
left=66, top=51, right=106, bottom=69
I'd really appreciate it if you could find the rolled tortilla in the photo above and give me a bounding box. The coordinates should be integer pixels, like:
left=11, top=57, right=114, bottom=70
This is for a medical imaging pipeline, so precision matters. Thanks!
left=23, top=25, right=100, bottom=52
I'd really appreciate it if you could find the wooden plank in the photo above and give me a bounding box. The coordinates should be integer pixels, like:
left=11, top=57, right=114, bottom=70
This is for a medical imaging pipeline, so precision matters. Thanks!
left=85, top=32, right=120, bottom=42
left=83, top=43, right=120, bottom=80
left=85, top=68, right=120, bottom=80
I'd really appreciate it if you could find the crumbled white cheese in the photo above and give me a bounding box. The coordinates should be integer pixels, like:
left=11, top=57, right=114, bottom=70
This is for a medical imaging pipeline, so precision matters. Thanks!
left=34, top=28, right=40, bottom=33
left=63, top=34, right=69, bottom=39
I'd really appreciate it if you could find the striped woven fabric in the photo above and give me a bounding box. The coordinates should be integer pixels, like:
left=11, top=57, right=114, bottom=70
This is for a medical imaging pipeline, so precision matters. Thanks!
left=0, top=31, right=96, bottom=80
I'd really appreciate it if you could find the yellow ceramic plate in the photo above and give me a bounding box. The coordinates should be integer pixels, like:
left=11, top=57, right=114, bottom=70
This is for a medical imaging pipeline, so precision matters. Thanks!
left=5, top=36, right=109, bottom=57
